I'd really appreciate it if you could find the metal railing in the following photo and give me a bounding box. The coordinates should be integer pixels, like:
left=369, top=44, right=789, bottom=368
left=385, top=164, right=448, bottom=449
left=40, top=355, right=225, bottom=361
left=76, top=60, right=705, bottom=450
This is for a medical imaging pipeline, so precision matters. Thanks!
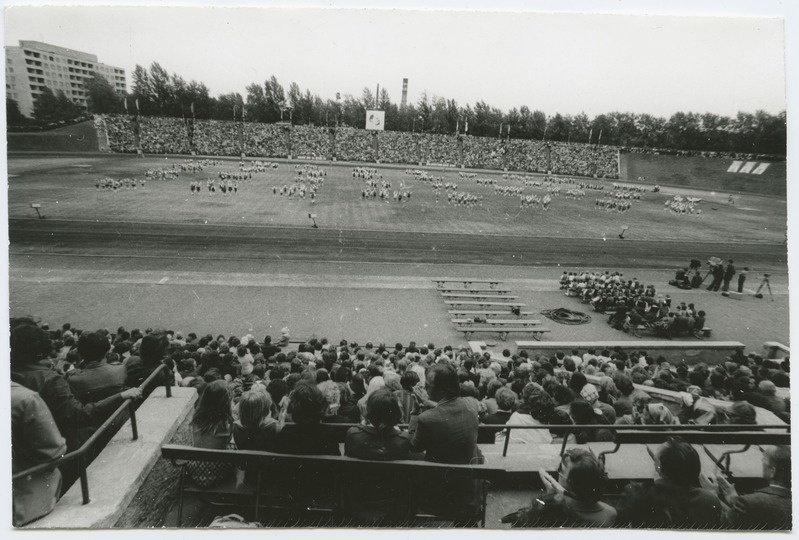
left=493, top=423, right=790, bottom=458
left=276, top=420, right=790, bottom=460
left=12, top=364, right=172, bottom=504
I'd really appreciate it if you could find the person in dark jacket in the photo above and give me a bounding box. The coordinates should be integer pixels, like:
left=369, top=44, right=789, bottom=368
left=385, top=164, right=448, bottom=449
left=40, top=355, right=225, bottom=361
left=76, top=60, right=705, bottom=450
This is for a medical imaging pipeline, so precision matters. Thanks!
left=721, top=260, right=736, bottom=292
left=10, top=318, right=142, bottom=453
left=617, top=437, right=722, bottom=528
left=343, top=388, right=420, bottom=524
left=67, top=331, right=126, bottom=404
left=701, top=445, right=791, bottom=530
left=707, top=263, right=725, bottom=292
left=125, top=333, right=172, bottom=397
left=275, top=381, right=340, bottom=456
left=409, top=363, right=483, bottom=525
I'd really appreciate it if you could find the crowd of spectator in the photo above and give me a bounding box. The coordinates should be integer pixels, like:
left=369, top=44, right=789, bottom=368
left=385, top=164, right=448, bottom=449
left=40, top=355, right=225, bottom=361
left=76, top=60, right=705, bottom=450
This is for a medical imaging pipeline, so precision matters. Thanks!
left=99, top=115, right=621, bottom=178
left=462, top=136, right=505, bottom=169
left=377, top=131, right=418, bottom=164
left=99, top=115, right=137, bottom=153
left=504, top=139, right=549, bottom=173
left=194, top=120, right=239, bottom=156
left=139, top=117, right=192, bottom=154
left=335, top=127, right=375, bottom=162
left=420, top=134, right=459, bottom=167
left=551, top=142, right=618, bottom=178
left=243, top=123, right=289, bottom=157
left=9, top=315, right=791, bottom=528
left=291, top=125, right=330, bottom=160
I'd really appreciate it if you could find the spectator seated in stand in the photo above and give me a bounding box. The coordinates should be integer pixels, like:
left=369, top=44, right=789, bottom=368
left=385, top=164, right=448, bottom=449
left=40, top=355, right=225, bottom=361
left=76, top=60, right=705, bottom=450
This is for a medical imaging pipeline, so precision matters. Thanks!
left=617, top=437, right=722, bottom=528
left=275, top=381, right=341, bottom=456
left=10, top=318, right=142, bottom=453
left=506, top=448, right=616, bottom=527
left=11, top=381, right=68, bottom=527
left=67, top=331, right=126, bottom=404
left=186, top=379, right=235, bottom=488
left=700, top=445, right=791, bottom=530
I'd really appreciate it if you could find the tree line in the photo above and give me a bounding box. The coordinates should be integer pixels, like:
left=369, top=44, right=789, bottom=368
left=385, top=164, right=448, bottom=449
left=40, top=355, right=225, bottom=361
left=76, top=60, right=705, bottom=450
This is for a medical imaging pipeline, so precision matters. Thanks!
left=10, top=60, right=787, bottom=156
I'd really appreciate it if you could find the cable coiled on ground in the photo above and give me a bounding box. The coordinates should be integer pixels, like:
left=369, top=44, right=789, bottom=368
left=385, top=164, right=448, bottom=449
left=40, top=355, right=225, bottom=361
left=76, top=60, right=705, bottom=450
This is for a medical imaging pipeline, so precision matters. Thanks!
left=540, top=307, right=592, bottom=325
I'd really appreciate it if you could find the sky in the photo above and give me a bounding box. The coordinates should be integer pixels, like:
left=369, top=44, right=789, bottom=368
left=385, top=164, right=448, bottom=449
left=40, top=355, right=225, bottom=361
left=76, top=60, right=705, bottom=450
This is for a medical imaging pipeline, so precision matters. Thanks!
left=2, top=3, right=788, bottom=119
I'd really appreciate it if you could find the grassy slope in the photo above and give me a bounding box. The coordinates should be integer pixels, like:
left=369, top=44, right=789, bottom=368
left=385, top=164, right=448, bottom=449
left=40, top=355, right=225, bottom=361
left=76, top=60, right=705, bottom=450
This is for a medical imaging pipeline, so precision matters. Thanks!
left=7, top=120, right=99, bottom=152
left=621, top=153, right=786, bottom=196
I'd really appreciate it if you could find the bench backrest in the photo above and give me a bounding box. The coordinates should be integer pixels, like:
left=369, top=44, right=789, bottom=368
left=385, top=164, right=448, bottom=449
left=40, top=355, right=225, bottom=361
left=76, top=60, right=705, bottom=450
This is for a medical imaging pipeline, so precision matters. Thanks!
left=614, top=430, right=791, bottom=446
left=161, top=444, right=505, bottom=482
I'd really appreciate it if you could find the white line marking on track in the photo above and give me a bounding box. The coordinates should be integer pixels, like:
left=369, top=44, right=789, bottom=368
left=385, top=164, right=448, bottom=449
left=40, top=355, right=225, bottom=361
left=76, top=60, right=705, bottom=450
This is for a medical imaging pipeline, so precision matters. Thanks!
left=158, top=277, right=169, bottom=284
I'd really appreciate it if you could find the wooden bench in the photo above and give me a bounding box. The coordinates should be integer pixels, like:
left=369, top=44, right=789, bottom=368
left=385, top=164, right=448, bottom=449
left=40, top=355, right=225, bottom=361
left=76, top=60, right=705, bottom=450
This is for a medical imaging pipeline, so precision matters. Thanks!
left=455, top=326, right=551, bottom=341
left=452, top=318, right=542, bottom=326
left=437, top=286, right=512, bottom=294
left=433, top=278, right=503, bottom=289
left=444, top=300, right=526, bottom=309
left=449, top=310, right=535, bottom=318
left=441, top=293, right=521, bottom=301
left=161, top=444, right=505, bottom=527
left=596, top=430, right=791, bottom=477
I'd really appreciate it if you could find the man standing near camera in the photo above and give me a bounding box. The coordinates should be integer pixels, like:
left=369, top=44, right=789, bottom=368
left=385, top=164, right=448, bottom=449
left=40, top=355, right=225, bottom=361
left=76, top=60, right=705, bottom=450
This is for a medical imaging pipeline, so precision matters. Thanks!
left=707, top=262, right=724, bottom=292
left=722, top=260, right=736, bottom=292
left=738, top=267, right=748, bottom=293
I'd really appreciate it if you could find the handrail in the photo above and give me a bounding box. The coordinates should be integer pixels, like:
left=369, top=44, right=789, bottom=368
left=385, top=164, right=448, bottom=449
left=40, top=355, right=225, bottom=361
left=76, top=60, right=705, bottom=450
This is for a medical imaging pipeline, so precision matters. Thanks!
left=12, top=363, right=172, bottom=505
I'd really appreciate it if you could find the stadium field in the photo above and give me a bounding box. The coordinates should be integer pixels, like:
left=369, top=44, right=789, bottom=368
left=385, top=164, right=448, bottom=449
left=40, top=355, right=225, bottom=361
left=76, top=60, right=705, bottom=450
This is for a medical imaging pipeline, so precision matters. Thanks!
left=7, top=154, right=787, bottom=244
left=7, top=153, right=789, bottom=351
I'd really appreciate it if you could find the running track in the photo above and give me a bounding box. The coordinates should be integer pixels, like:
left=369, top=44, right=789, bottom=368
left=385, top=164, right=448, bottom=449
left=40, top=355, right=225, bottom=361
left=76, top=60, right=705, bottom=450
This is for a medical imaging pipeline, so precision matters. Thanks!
left=9, top=218, right=788, bottom=270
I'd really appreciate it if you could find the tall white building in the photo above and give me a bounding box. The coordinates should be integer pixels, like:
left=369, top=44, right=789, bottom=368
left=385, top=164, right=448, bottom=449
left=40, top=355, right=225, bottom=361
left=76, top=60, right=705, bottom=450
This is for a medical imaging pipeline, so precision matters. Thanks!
left=5, top=40, right=127, bottom=118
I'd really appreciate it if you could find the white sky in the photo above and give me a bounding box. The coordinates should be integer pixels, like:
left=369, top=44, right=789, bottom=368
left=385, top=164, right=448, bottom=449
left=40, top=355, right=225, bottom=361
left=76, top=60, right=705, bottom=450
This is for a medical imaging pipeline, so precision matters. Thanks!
left=2, top=3, right=788, bottom=118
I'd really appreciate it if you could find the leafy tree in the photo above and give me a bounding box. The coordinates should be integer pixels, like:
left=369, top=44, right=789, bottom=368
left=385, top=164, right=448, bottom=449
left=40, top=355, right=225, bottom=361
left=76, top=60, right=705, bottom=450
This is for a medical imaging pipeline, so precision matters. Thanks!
left=85, top=72, right=121, bottom=114
left=33, top=87, right=81, bottom=122
left=6, top=98, right=28, bottom=124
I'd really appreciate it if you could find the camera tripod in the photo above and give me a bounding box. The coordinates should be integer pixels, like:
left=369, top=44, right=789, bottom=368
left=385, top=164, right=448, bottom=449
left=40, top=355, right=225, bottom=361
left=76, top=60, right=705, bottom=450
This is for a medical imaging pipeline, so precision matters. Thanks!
left=755, top=275, right=774, bottom=302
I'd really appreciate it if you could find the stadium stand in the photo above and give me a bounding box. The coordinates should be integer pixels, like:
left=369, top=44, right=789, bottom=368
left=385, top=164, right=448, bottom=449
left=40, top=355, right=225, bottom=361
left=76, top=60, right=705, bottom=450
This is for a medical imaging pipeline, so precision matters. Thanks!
left=10, top=316, right=791, bottom=529
left=97, top=114, right=622, bottom=178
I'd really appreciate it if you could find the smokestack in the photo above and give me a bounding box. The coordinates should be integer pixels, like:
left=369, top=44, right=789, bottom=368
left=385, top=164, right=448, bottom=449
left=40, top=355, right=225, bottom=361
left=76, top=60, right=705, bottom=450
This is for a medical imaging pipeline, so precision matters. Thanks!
left=401, top=78, right=408, bottom=109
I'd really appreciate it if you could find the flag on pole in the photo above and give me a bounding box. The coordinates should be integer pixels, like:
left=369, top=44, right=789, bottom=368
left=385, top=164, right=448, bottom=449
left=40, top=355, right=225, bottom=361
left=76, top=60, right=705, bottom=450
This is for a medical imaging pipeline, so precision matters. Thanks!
left=498, top=123, right=502, bottom=139
left=598, top=129, right=603, bottom=145
left=190, top=102, right=195, bottom=117
left=507, top=125, right=511, bottom=138
left=135, top=98, right=140, bottom=113
left=233, top=105, right=237, bottom=121
left=588, top=127, right=593, bottom=144
left=465, top=119, right=469, bottom=133
left=124, top=98, right=128, bottom=113
left=456, top=120, right=459, bottom=134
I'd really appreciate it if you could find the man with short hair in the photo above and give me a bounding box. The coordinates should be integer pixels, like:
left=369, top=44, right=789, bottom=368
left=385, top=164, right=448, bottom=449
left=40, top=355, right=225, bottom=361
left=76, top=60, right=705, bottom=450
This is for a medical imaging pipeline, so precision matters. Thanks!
left=67, top=331, right=126, bottom=403
left=701, top=445, right=791, bottom=529
left=409, top=363, right=483, bottom=524
left=478, top=388, right=516, bottom=443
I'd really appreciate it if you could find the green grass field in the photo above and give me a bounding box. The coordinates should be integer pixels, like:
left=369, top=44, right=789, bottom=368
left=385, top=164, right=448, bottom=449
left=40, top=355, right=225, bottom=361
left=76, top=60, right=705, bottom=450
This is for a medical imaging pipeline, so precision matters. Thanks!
left=7, top=154, right=787, bottom=243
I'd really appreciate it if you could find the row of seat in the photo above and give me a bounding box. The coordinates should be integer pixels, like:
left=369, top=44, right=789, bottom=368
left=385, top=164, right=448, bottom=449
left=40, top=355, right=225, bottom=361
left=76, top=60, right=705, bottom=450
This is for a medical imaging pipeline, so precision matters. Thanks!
left=161, top=427, right=789, bottom=527
left=435, top=278, right=551, bottom=340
